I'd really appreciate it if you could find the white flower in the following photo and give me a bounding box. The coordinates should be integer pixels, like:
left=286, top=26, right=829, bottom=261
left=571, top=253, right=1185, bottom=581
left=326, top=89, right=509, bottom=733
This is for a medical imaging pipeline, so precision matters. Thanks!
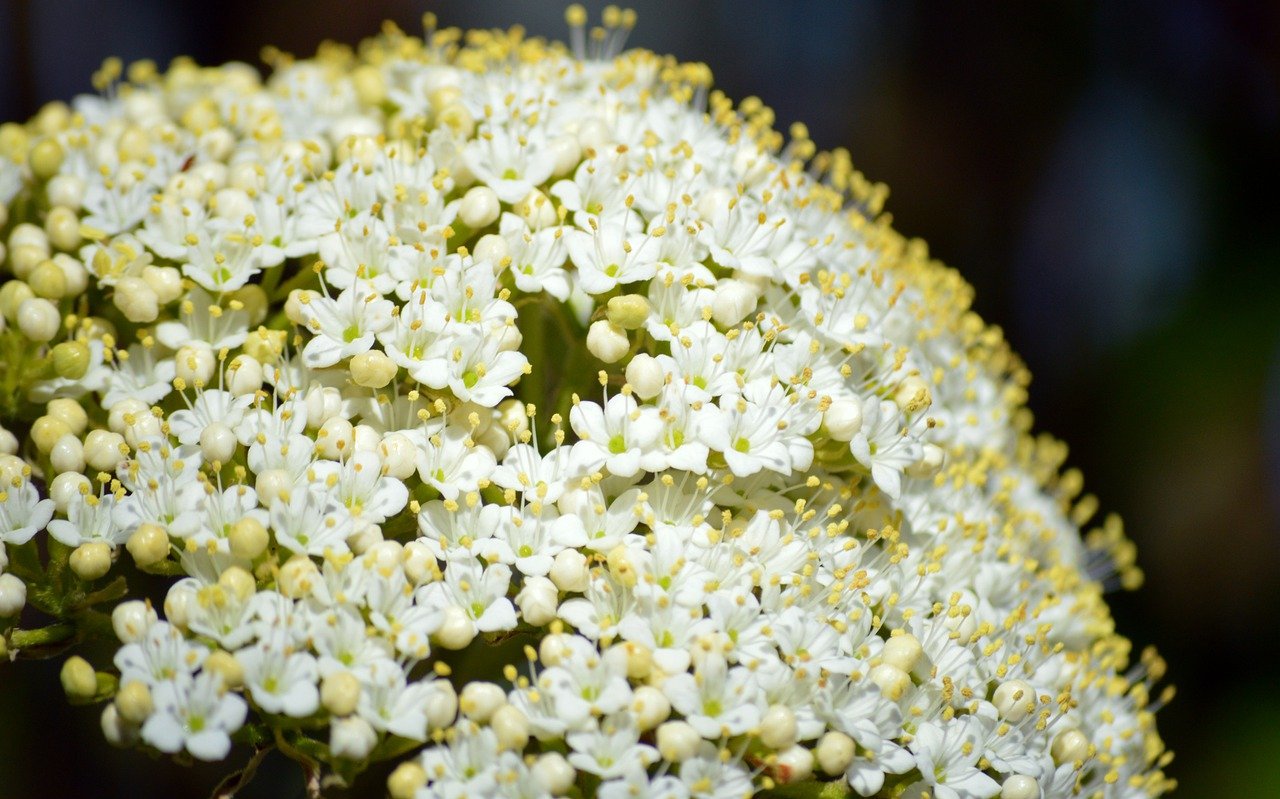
left=909, top=717, right=1002, bottom=799
left=0, top=481, right=55, bottom=545
left=662, top=654, right=764, bottom=739
left=238, top=633, right=321, bottom=717
left=569, top=394, right=662, bottom=478
left=301, top=286, right=395, bottom=368
left=142, top=671, right=247, bottom=761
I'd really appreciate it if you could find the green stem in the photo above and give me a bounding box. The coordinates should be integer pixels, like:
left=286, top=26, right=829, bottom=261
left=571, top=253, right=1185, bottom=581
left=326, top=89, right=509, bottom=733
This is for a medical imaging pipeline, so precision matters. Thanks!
left=6, top=622, right=75, bottom=651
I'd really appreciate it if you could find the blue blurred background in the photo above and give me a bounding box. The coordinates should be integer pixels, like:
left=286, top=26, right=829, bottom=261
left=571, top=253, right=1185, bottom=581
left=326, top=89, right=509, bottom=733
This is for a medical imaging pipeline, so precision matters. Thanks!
left=2, top=1, right=1277, bottom=797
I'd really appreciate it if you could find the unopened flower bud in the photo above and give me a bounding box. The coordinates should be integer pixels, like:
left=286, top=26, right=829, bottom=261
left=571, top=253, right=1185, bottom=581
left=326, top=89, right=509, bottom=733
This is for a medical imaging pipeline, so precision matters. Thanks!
left=869, top=663, right=912, bottom=700
left=28, top=259, right=68, bottom=298
left=47, top=174, right=84, bottom=209
left=881, top=632, right=923, bottom=673
left=492, top=704, right=529, bottom=751
left=387, top=762, right=427, bottom=799
left=113, top=276, right=159, bottom=322
left=349, top=349, right=397, bottom=388
left=29, top=138, right=64, bottom=179
left=84, top=429, right=126, bottom=472
left=226, top=354, right=263, bottom=396
left=1051, top=728, right=1090, bottom=766
left=278, top=555, right=320, bottom=598
left=115, top=681, right=154, bottom=724
left=100, top=704, right=138, bottom=748
left=378, top=433, right=418, bottom=480
left=712, top=279, right=758, bottom=327
left=52, top=253, right=88, bottom=296
left=330, top=716, right=377, bottom=760
left=61, top=656, right=98, bottom=701
left=204, top=650, right=244, bottom=689
left=49, top=433, right=85, bottom=474
left=0, top=424, right=15, bottom=455
left=548, top=134, right=581, bottom=177
left=49, top=472, right=90, bottom=514
left=31, top=415, right=71, bottom=453
left=199, top=421, right=237, bottom=464
left=127, top=523, right=170, bottom=568
left=424, top=681, right=458, bottom=730
left=112, top=600, right=157, bottom=643
left=70, top=541, right=112, bottom=580
left=254, top=468, right=292, bottom=505
left=45, top=206, right=81, bottom=252
left=243, top=327, right=287, bottom=364
left=459, top=186, right=501, bottom=229
left=775, top=745, right=815, bottom=784
left=606, top=294, right=650, bottom=330
left=759, top=704, right=798, bottom=749
left=163, top=583, right=195, bottom=630
left=460, top=681, right=507, bottom=722
left=473, top=233, right=509, bottom=266
left=48, top=398, right=88, bottom=436
left=549, top=548, right=590, bottom=593
left=434, top=605, right=476, bottom=649
left=532, top=752, right=576, bottom=794
left=0, top=280, right=34, bottom=322
left=586, top=320, right=629, bottom=363
left=1001, top=775, right=1040, bottom=799
left=515, top=189, right=557, bottom=228
left=625, top=353, right=664, bottom=399
left=141, top=264, right=183, bottom=304
left=321, top=671, right=361, bottom=717
left=994, top=679, right=1036, bottom=723
left=629, top=684, right=669, bottom=731
left=906, top=442, right=945, bottom=477
left=515, top=576, right=559, bottom=626
left=305, top=383, right=343, bottom=427
left=823, top=398, right=863, bottom=442
left=816, top=730, right=855, bottom=775
left=317, top=417, right=355, bottom=460
left=175, top=343, right=216, bottom=386
left=657, top=720, right=701, bottom=762
left=0, top=573, right=26, bottom=616
left=17, top=297, right=60, bottom=341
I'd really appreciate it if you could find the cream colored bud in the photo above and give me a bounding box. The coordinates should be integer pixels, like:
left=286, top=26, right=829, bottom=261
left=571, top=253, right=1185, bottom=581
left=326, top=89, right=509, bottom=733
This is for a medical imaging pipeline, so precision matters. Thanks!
left=776, top=745, right=815, bottom=784
left=17, top=297, right=60, bottom=342
left=497, top=399, right=529, bottom=439
left=1001, top=775, right=1040, bottom=799
left=387, top=762, right=427, bottom=799
left=141, top=264, right=183, bottom=304
left=113, top=276, right=159, bottom=323
left=615, top=641, right=652, bottom=680
left=549, top=548, right=590, bottom=593
left=321, top=671, right=361, bottom=717
left=9, top=223, right=48, bottom=254
left=29, top=138, right=64, bottom=180
left=378, top=433, right=418, bottom=480
left=436, top=101, right=474, bottom=138
left=459, top=186, right=501, bottom=229
left=127, top=523, right=170, bottom=568
left=538, top=632, right=573, bottom=667
left=49, top=434, right=85, bottom=474
left=285, top=288, right=314, bottom=326
left=47, top=174, right=85, bottom=209
left=226, top=354, right=263, bottom=395
left=606, top=294, right=651, bottom=330
left=243, top=327, right=287, bottom=364
left=28, top=259, right=67, bottom=298
left=211, top=187, right=254, bottom=221
left=869, top=663, right=912, bottom=700
left=460, top=681, right=507, bottom=722
left=218, top=566, right=256, bottom=602
left=906, top=442, right=945, bottom=477
left=352, top=424, right=380, bottom=454
left=1051, top=729, right=1090, bottom=766
left=712, top=279, right=758, bottom=327
left=10, top=245, right=48, bottom=279
left=52, top=253, right=88, bottom=296
left=47, top=397, right=87, bottom=435
left=204, top=650, right=244, bottom=689
left=824, top=398, right=863, bottom=442
left=279, top=554, right=320, bottom=599
left=881, top=633, right=923, bottom=673
left=515, top=188, right=557, bottom=228
left=548, top=134, right=582, bottom=177
left=31, top=415, right=71, bottom=453
left=305, top=383, right=343, bottom=427
left=894, top=375, right=932, bottom=413
left=0, top=424, right=16, bottom=455
left=175, top=343, right=216, bottom=387
left=317, top=417, right=355, bottom=460
left=349, top=349, right=397, bottom=388
left=331, top=716, right=377, bottom=760
left=49, top=472, right=90, bottom=514
left=434, top=605, right=477, bottom=650
left=424, top=681, right=458, bottom=730
left=351, top=64, right=386, bottom=106
left=491, top=704, right=529, bottom=751
left=198, top=421, right=237, bottom=465
left=532, top=752, right=575, bottom=794
left=51, top=340, right=88, bottom=380
left=816, top=731, right=855, bottom=775
left=61, top=655, right=98, bottom=701
left=993, top=679, right=1036, bottom=723
left=0, top=573, right=26, bottom=616
left=402, top=541, right=435, bottom=585
left=254, top=468, right=293, bottom=505
left=228, top=516, right=269, bottom=560
left=111, top=600, right=156, bottom=643
left=657, top=721, right=701, bottom=763
left=576, top=117, right=612, bottom=152
left=100, top=704, right=137, bottom=748
left=107, top=398, right=147, bottom=434
left=45, top=206, right=81, bottom=252
left=586, top=320, right=629, bottom=363
left=472, top=233, right=509, bottom=266
left=515, top=575, right=559, bottom=626
left=0, top=280, right=34, bottom=322
left=625, top=353, right=664, bottom=400
left=84, top=430, right=126, bottom=472
left=0, top=454, right=28, bottom=485
left=697, top=187, right=735, bottom=220
left=632, top=684, right=670, bottom=731
left=759, top=704, right=798, bottom=749
left=163, top=582, right=195, bottom=630
left=115, top=681, right=154, bottom=724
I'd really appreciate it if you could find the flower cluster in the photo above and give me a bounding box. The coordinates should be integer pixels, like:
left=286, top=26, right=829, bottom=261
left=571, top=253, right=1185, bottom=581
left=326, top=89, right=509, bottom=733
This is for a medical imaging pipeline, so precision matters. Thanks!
left=0, top=8, right=1172, bottom=799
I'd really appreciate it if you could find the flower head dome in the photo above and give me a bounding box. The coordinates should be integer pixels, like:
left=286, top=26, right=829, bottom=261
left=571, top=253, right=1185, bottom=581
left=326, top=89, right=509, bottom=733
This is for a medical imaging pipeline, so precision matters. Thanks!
left=0, top=8, right=1172, bottom=799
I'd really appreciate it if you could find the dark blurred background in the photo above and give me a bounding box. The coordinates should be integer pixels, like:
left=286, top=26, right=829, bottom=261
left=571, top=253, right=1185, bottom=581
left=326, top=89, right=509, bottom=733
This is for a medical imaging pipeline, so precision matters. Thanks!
left=2, top=1, right=1277, bottom=797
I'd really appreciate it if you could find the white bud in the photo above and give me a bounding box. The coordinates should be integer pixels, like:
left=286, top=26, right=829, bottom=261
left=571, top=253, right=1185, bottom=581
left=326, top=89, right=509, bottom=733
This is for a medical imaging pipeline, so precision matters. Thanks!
left=491, top=704, right=529, bottom=751
left=199, top=421, right=238, bottom=465
left=576, top=117, right=612, bottom=152
left=424, top=681, right=458, bottom=730
left=163, top=582, right=195, bottom=630
left=60, top=655, right=98, bottom=701
left=631, top=685, right=671, bottom=731
left=46, top=398, right=87, bottom=435
left=516, top=189, right=557, bottom=228
left=894, top=375, right=932, bottom=412
left=317, top=417, right=355, bottom=460
left=347, top=521, right=383, bottom=555
left=107, top=399, right=147, bottom=434
left=775, top=745, right=815, bottom=784
left=17, top=297, right=60, bottom=342
left=476, top=425, right=511, bottom=459
left=100, top=703, right=138, bottom=748
left=514, top=576, right=559, bottom=626
left=624, top=353, right=664, bottom=400
left=537, top=632, right=574, bottom=667
left=52, top=253, right=88, bottom=297
left=460, top=681, right=507, bottom=722
left=115, top=680, right=154, bottom=724
left=906, top=442, right=945, bottom=477
left=141, top=264, right=183, bottom=304
left=881, top=633, right=923, bottom=673
left=330, top=716, right=377, bottom=760
left=352, top=424, right=380, bottom=453
left=226, top=354, right=263, bottom=396
left=823, top=398, right=864, bottom=442
left=402, top=541, right=436, bottom=585
left=816, top=731, right=855, bottom=775
left=586, top=320, right=629, bottom=363
left=759, top=704, right=798, bottom=749
left=254, top=468, right=293, bottom=505
left=349, top=350, right=397, bottom=388
left=378, top=433, right=418, bottom=480
left=174, top=343, right=216, bottom=387
left=9, top=222, right=48, bottom=253
left=278, top=555, right=320, bottom=599
left=548, top=134, right=582, bottom=177
left=305, top=383, right=343, bottom=427
left=497, top=399, right=529, bottom=439
left=0, top=573, right=27, bottom=616
left=321, top=671, right=361, bottom=717
left=656, top=721, right=701, bottom=762
left=869, top=663, right=912, bottom=700
left=472, top=233, right=509, bottom=266
left=0, top=424, right=16, bottom=455
left=1051, top=728, right=1090, bottom=766
left=616, top=641, right=653, bottom=680
left=0, top=454, right=28, bottom=485
left=363, top=540, right=403, bottom=572
left=532, top=752, right=576, bottom=794
left=47, top=174, right=85, bottom=209
left=212, top=187, right=254, bottom=220
left=70, top=541, right=113, bottom=581
left=1001, top=775, right=1040, bottom=799
left=31, top=415, right=70, bottom=453
left=434, top=605, right=476, bottom=649
left=549, top=548, right=590, bottom=593
left=993, top=679, right=1036, bottom=723
left=49, top=434, right=85, bottom=474
left=112, top=276, right=159, bottom=323
left=112, top=600, right=157, bottom=643
left=284, top=288, right=313, bottom=326
left=49, top=471, right=90, bottom=514
left=697, top=187, right=735, bottom=220
left=459, top=186, right=501, bottom=229
left=120, top=411, right=161, bottom=449
left=127, top=523, right=170, bottom=568
left=711, top=279, right=758, bottom=327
